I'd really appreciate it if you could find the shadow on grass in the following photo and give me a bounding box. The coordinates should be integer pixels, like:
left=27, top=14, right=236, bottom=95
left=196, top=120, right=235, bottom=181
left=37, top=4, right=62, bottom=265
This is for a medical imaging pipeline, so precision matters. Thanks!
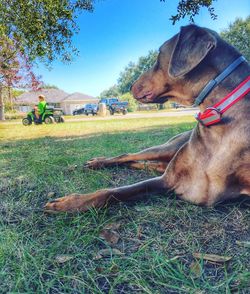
left=0, top=121, right=193, bottom=202
left=1, top=120, right=249, bottom=214
left=0, top=121, right=250, bottom=293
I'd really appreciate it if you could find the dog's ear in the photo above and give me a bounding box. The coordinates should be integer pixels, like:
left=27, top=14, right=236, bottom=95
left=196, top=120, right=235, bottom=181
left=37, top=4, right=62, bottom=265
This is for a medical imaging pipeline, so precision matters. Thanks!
left=169, top=25, right=216, bottom=78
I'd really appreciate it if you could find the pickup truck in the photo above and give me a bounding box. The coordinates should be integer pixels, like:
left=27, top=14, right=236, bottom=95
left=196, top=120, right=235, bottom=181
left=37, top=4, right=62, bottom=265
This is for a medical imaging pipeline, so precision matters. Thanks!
left=100, top=98, right=119, bottom=106
left=100, top=98, right=128, bottom=115
left=109, top=101, right=128, bottom=115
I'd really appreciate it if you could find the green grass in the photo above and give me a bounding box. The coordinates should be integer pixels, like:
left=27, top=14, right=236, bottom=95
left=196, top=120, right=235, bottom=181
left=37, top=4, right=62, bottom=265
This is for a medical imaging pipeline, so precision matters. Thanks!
left=0, top=116, right=249, bottom=294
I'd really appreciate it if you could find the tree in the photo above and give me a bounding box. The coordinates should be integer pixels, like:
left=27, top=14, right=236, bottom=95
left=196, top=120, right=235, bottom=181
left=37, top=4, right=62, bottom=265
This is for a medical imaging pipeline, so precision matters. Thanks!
left=161, top=0, right=217, bottom=24
left=0, top=0, right=95, bottom=64
left=5, top=89, right=25, bottom=112
left=99, top=51, right=158, bottom=112
left=100, top=85, right=120, bottom=98
left=0, top=0, right=221, bottom=119
left=41, top=84, right=59, bottom=89
left=117, top=50, right=158, bottom=94
left=220, top=16, right=250, bottom=61
left=100, top=50, right=158, bottom=98
left=0, top=1, right=95, bottom=120
left=120, top=92, right=138, bottom=112
left=0, top=36, right=41, bottom=119
left=0, top=0, right=219, bottom=62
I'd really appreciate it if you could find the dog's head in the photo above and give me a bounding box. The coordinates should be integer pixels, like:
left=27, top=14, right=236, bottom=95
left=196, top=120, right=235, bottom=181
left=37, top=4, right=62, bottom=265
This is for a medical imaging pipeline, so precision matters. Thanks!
left=131, top=25, right=220, bottom=105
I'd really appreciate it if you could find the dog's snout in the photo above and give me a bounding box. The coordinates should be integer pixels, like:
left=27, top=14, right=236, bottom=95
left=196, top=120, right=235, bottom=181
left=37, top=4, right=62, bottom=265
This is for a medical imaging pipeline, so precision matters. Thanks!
left=131, top=82, right=144, bottom=98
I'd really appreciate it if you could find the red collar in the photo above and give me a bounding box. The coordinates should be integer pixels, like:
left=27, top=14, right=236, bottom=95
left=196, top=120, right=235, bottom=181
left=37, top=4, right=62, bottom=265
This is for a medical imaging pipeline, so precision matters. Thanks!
left=196, top=76, right=250, bottom=126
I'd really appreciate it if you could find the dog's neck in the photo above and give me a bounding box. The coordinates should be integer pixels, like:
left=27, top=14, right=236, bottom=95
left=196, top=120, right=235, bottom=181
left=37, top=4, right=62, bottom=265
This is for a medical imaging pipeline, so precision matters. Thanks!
left=194, top=56, right=246, bottom=106
left=195, top=57, right=250, bottom=113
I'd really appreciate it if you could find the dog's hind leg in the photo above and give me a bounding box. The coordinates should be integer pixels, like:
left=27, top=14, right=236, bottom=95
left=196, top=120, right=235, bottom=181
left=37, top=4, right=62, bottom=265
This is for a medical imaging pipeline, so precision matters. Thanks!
left=238, top=164, right=250, bottom=197
left=85, top=130, right=192, bottom=169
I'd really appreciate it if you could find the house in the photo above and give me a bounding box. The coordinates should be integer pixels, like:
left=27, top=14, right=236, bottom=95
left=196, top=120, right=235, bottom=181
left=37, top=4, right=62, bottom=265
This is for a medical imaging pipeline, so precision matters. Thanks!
left=61, top=92, right=99, bottom=115
left=15, top=89, right=99, bottom=115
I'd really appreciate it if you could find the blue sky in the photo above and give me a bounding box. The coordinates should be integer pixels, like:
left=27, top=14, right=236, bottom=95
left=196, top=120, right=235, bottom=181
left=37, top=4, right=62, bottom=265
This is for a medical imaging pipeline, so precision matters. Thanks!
left=36, top=0, right=250, bottom=97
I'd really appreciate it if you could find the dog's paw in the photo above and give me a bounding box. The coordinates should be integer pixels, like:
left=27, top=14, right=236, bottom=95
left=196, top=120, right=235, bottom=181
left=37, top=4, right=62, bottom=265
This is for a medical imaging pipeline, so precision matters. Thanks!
left=44, top=194, right=84, bottom=212
left=84, top=157, right=107, bottom=169
left=44, top=192, right=107, bottom=212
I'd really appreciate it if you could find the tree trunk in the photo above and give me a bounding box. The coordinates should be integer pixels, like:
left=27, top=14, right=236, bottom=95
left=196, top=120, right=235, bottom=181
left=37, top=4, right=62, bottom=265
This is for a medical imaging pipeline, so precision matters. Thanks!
left=0, top=85, right=5, bottom=120
left=8, top=86, right=13, bottom=111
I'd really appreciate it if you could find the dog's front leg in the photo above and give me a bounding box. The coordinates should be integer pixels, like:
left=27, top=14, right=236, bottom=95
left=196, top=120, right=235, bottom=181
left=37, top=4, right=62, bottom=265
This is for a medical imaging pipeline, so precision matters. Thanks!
left=85, top=130, right=192, bottom=169
left=44, top=176, right=165, bottom=212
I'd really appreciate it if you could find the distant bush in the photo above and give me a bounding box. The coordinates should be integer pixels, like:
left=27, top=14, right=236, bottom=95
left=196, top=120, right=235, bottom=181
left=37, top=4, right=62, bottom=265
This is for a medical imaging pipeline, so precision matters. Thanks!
left=120, top=92, right=138, bottom=112
left=5, top=111, right=25, bottom=120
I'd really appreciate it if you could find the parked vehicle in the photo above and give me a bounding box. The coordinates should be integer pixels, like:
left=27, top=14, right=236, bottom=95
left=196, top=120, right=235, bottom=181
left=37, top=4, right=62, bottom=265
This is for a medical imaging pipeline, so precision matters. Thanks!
left=22, top=106, right=64, bottom=126
left=84, top=104, right=98, bottom=116
left=171, top=102, right=186, bottom=109
left=109, top=101, right=128, bottom=115
left=100, top=98, right=128, bottom=115
left=100, top=98, right=119, bottom=107
left=73, top=106, right=85, bottom=115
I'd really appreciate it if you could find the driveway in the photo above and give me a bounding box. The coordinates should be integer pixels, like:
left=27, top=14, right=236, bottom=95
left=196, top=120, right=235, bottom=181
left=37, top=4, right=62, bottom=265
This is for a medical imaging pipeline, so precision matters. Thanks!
left=67, top=108, right=198, bottom=122
left=2, top=108, right=198, bottom=125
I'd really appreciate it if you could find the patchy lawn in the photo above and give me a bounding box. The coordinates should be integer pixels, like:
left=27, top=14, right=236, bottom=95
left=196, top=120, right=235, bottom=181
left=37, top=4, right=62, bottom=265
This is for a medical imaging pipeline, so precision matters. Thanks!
left=0, top=116, right=249, bottom=293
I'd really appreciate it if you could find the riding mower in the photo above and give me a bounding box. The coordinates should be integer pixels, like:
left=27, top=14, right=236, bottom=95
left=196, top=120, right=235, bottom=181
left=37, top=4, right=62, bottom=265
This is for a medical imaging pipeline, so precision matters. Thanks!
left=22, top=106, right=64, bottom=126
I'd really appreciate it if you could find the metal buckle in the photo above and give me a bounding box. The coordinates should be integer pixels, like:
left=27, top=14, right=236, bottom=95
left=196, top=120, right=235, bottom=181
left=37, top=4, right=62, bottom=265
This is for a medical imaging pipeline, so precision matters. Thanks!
left=206, top=107, right=222, bottom=119
left=195, top=107, right=222, bottom=127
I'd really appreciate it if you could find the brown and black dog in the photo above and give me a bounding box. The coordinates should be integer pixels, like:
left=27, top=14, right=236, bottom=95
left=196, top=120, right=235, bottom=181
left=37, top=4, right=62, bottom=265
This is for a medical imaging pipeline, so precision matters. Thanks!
left=45, top=25, right=250, bottom=212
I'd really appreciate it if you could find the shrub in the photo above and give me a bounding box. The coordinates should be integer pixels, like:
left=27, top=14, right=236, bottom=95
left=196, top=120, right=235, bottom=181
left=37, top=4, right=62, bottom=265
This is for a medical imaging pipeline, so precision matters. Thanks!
left=120, top=92, right=138, bottom=112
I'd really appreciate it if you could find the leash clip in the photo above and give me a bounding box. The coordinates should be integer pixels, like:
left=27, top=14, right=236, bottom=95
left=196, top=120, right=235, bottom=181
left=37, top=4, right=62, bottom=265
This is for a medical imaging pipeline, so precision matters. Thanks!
left=206, top=107, right=222, bottom=117
left=196, top=107, right=222, bottom=127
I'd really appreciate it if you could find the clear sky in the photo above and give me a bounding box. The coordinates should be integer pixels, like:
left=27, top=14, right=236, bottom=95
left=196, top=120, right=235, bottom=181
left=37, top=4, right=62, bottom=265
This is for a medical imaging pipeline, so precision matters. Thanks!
left=36, top=0, right=250, bottom=97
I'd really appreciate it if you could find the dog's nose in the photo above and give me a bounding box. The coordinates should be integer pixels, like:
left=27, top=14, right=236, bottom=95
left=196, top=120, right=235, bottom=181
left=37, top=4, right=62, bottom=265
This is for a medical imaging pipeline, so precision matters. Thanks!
left=131, top=83, right=144, bottom=98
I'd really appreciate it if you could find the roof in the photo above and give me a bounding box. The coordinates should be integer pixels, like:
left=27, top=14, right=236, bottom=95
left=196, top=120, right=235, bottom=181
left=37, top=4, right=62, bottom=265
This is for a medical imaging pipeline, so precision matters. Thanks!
left=15, top=89, right=98, bottom=104
left=62, top=92, right=98, bottom=102
left=15, top=89, right=69, bottom=104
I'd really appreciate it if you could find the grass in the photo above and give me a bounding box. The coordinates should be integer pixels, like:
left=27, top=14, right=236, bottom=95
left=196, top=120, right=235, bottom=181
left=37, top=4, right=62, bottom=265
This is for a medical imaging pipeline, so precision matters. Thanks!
left=0, top=115, right=249, bottom=294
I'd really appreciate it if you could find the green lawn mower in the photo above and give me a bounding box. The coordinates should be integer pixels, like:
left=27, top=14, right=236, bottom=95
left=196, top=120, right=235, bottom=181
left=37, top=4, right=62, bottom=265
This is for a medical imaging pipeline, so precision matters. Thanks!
left=22, top=106, right=65, bottom=126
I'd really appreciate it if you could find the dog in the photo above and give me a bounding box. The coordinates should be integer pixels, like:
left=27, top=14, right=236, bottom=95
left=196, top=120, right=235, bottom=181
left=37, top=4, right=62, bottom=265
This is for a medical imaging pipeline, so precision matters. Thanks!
left=45, top=24, right=250, bottom=212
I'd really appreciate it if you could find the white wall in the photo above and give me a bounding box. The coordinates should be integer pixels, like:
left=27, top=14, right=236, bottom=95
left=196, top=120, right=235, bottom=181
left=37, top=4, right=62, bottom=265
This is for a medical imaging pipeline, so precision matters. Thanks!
left=61, top=100, right=98, bottom=115
left=16, top=105, right=32, bottom=113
